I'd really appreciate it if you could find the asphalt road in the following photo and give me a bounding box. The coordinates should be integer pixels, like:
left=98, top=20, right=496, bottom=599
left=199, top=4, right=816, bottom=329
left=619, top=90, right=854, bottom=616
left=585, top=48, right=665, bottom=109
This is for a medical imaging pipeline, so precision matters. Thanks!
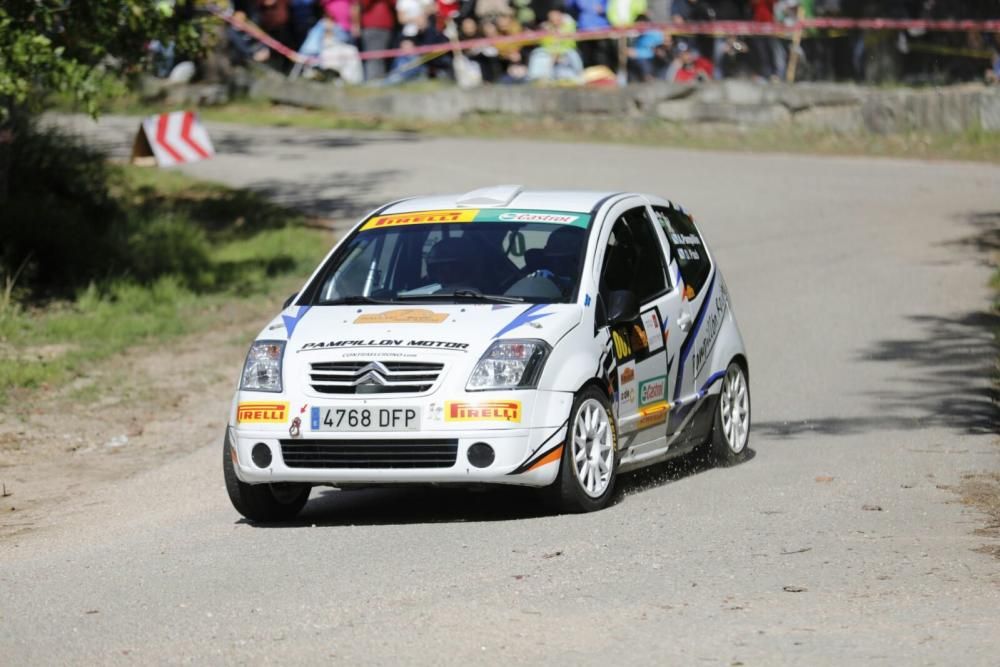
left=5, top=116, right=999, bottom=664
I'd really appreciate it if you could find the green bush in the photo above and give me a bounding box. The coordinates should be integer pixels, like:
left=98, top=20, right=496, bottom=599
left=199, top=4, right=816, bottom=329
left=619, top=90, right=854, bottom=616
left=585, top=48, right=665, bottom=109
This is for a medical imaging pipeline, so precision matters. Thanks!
left=123, top=214, right=213, bottom=289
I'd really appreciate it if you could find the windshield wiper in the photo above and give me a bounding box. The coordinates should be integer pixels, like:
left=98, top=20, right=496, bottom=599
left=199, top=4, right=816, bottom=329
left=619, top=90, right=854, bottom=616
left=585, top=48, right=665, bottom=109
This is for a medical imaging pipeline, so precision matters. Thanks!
left=397, top=289, right=524, bottom=304
left=318, top=295, right=394, bottom=305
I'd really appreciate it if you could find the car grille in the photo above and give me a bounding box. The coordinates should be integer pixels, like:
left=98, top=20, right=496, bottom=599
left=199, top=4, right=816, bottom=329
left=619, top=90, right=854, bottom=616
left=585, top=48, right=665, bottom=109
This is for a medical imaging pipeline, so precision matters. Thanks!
left=279, top=439, right=458, bottom=469
left=308, top=360, right=444, bottom=395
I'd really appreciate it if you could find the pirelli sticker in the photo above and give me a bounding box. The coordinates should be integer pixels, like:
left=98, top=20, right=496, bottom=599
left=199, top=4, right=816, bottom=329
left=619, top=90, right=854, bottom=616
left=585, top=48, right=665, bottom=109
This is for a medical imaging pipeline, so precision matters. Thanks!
left=361, top=209, right=478, bottom=230
left=237, top=402, right=289, bottom=424
left=445, top=400, right=521, bottom=423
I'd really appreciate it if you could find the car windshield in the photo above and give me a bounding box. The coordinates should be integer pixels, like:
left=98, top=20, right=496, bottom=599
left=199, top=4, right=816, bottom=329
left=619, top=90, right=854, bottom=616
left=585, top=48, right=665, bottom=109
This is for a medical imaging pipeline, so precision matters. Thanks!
left=310, top=210, right=590, bottom=305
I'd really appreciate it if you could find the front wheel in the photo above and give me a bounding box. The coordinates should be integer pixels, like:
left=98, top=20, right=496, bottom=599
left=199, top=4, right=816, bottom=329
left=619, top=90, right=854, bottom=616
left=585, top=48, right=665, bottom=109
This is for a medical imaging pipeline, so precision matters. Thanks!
left=547, top=386, right=618, bottom=513
left=706, top=361, right=751, bottom=465
left=223, top=434, right=310, bottom=523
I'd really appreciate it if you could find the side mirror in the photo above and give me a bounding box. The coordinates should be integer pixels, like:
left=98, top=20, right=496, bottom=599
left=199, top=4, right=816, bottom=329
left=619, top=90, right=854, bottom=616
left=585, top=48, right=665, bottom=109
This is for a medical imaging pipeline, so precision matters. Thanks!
left=282, top=292, right=298, bottom=309
left=607, top=290, right=639, bottom=325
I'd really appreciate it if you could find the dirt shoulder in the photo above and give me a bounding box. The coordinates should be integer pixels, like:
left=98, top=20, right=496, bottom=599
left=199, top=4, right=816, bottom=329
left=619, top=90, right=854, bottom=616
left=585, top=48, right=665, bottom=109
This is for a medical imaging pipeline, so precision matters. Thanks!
left=0, top=295, right=280, bottom=539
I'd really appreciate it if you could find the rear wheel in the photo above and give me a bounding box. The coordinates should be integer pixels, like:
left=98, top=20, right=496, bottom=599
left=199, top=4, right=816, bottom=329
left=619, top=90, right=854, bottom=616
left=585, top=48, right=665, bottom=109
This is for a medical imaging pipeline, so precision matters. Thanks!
left=706, top=361, right=750, bottom=465
left=548, top=386, right=618, bottom=513
left=223, top=434, right=310, bottom=523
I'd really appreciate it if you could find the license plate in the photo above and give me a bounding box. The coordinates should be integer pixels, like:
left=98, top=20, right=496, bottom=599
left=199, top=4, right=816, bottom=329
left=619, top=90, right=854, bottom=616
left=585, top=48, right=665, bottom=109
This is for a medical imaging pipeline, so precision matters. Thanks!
left=310, top=407, right=421, bottom=432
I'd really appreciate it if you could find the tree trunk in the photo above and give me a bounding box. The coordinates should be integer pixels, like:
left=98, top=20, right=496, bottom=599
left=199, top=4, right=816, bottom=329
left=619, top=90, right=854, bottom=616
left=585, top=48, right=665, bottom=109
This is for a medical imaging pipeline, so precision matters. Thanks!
left=0, top=99, right=12, bottom=206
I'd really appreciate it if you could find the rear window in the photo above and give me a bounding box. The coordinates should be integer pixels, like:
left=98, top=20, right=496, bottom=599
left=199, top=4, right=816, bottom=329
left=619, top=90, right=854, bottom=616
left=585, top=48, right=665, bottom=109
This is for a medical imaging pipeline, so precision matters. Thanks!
left=653, top=206, right=712, bottom=297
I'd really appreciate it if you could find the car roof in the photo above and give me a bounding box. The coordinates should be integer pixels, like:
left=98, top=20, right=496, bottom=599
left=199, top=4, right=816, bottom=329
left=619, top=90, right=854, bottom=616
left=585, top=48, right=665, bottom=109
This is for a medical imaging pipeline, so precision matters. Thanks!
left=379, top=186, right=626, bottom=216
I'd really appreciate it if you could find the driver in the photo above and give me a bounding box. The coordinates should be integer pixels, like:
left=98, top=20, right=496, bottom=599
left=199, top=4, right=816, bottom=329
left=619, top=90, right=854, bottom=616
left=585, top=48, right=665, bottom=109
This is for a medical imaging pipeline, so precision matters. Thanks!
left=426, top=237, right=478, bottom=289
left=542, top=227, right=584, bottom=282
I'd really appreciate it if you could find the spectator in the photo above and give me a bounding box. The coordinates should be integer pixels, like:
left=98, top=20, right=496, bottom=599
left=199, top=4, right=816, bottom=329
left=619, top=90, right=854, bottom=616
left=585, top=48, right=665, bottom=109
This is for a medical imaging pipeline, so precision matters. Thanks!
left=666, top=40, right=713, bottom=81
left=671, top=0, right=716, bottom=67
left=475, top=0, right=514, bottom=19
left=607, top=0, right=647, bottom=28
left=290, top=0, right=320, bottom=47
left=227, top=5, right=272, bottom=65
left=436, top=0, right=463, bottom=29
left=397, top=0, right=434, bottom=39
left=490, top=18, right=530, bottom=82
left=564, top=0, right=617, bottom=69
left=299, top=15, right=364, bottom=82
left=258, top=0, right=294, bottom=48
left=511, top=0, right=539, bottom=27
left=987, top=48, right=1000, bottom=85
left=528, top=6, right=584, bottom=81
left=712, top=0, right=749, bottom=79
left=749, top=0, right=786, bottom=79
left=358, top=0, right=397, bottom=79
left=321, top=0, right=354, bottom=37
left=627, top=15, right=666, bottom=82
left=461, top=16, right=503, bottom=81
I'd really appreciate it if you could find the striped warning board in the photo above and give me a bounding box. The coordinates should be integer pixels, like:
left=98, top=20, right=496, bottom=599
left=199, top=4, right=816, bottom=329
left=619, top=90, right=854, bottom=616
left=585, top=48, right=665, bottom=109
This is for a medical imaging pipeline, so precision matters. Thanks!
left=131, top=111, right=215, bottom=167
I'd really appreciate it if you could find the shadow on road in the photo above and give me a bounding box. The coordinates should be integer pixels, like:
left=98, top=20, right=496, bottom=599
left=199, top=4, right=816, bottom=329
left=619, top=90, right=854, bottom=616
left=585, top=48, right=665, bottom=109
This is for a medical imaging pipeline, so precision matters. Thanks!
left=210, top=126, right=420, bottom=157
left=757, top=211, right=999, bottom=439
left=241, top=450, right=754, bottom=528
left=246, top=169, right=401, bottom=224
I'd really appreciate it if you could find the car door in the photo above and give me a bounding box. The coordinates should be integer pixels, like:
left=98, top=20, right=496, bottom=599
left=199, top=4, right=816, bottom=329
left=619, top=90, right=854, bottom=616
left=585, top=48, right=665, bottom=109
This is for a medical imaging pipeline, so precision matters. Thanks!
left=651, top=204, right=718, bottom=445
left=595, top=203, right=680, bottom=452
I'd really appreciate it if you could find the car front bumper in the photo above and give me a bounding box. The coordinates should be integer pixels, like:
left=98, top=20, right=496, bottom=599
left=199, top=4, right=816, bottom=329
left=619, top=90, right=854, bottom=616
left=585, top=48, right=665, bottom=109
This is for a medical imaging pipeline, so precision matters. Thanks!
left=229, top=422, right=569, bottom=488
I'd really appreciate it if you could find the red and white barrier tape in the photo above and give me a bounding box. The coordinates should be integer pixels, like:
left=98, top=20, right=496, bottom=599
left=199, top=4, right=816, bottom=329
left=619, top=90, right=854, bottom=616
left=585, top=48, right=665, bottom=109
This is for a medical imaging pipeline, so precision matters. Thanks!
left=208, top=9, right=1000, bottom=65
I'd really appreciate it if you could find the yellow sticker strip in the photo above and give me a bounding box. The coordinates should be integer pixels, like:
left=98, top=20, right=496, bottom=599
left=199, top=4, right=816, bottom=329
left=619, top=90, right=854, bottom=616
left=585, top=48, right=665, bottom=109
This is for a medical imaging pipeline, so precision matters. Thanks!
left=637, top=401, right=670, bottom=429
left=354, top=309, right=449, bottom=324
left=360, top=209, right=478, bottom=231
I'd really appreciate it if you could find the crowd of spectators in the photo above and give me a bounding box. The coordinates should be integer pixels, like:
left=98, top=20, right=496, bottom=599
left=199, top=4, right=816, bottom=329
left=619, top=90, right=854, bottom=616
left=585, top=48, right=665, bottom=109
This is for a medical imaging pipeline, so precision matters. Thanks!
left=221, top=0, right=1000, bottom=85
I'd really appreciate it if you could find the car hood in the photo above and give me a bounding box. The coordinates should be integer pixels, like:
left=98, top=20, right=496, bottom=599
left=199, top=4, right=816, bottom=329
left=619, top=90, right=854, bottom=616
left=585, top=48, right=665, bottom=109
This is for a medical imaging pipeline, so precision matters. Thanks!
left=263, top=303, right=583, bottom=357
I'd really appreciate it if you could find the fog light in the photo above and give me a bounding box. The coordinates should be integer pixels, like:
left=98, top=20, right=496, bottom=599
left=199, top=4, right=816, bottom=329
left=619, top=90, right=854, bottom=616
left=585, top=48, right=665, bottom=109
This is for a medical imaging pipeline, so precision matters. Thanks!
left=251, top=442, right=272, bottom=468
left=467, top=442, right=495, bottom=468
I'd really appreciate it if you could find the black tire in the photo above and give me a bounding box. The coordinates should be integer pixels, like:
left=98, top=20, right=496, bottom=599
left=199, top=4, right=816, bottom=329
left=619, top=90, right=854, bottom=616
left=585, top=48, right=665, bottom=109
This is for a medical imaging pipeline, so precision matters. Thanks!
left=547, top=386, right=619, bottom=513
left=223, top=433, right=310, bottom=523
left=705, top=361, right=751, bottom=466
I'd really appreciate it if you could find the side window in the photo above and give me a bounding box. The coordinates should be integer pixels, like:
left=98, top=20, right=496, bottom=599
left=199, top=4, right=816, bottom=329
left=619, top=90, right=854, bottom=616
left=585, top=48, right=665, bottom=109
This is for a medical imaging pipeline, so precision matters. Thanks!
left=599, top=207, right=669, bottom=305
left=321, top=237, right=376, bottom=301
left=653, top=206, right=712, bottom=297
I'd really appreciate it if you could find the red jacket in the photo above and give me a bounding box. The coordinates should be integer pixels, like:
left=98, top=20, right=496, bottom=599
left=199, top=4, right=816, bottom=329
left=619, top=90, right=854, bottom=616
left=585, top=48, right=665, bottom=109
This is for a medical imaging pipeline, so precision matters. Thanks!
left=360, top=0, right=395, bottom=30
left=750, top=0, right=774, bottom=22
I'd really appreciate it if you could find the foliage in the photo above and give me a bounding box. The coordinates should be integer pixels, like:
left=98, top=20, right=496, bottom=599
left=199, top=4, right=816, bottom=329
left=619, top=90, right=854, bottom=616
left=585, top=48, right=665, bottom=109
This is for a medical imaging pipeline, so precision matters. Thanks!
left=1, top=123, right=328, bottom=300
left=0, top=0, right=203, bottom=118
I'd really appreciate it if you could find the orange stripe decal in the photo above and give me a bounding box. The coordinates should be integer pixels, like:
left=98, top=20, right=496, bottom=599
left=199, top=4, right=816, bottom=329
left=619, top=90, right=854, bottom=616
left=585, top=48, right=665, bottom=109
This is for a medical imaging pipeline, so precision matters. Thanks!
left=527, top=445, right=563, bottom=472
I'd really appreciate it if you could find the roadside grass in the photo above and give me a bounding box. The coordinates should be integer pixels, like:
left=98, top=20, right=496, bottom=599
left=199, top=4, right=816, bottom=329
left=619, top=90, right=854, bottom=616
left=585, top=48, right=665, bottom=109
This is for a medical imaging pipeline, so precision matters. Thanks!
left=0, top=166, right=330, bottom=404
left=958, top=259, right=1000, bottom=560
left=181, top=99, right=1000, bottom=164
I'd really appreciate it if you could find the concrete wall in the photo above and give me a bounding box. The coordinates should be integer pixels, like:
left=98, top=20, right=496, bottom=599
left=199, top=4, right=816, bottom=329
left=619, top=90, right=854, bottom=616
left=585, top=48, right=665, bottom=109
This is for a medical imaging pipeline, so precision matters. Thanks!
left=228, top=74, right=1000, bottom=133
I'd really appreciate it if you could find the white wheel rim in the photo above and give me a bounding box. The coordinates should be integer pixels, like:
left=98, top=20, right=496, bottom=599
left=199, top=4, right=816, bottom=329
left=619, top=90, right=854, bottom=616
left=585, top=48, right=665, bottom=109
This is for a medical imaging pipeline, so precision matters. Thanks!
left=719, top=366, right=749, bottom=453
left=571, top=398, right=615, bottom=498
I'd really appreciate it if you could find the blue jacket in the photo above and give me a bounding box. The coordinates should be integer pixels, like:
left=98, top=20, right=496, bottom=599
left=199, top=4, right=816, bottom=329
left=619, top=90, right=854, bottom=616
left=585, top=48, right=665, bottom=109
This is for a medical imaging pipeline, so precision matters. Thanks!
left=633, top=30, right=665, bottom=60
left=565, top=0, right=611, bottom=31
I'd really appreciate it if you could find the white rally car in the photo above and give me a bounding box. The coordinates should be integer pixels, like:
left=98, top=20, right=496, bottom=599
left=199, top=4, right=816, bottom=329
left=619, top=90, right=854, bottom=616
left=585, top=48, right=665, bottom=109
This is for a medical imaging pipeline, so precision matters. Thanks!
left=224, top=186, right=750, bottom=520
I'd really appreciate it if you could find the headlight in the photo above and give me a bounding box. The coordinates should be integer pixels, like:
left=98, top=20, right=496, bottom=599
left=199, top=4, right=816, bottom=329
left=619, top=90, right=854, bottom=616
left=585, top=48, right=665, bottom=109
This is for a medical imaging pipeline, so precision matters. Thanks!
left=240, top=340, right=285, bottom=392
left=466, top=339, right=550, bottom=391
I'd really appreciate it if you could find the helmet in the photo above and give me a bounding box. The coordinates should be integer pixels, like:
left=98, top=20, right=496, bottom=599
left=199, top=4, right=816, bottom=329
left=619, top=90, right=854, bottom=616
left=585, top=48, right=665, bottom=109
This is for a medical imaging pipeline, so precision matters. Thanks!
left=426, top=238, right=472, bottom=286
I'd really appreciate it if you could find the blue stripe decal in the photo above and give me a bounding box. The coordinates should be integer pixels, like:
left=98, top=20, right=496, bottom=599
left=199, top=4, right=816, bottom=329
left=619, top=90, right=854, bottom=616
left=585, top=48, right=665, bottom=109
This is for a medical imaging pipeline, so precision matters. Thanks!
left=673, top=272, right=716, bottom=401
left=282, top=305, right=312, bottom=338
left=493, top=304, right=552, bottom=338
left=699, top=370, right=726, bottom=394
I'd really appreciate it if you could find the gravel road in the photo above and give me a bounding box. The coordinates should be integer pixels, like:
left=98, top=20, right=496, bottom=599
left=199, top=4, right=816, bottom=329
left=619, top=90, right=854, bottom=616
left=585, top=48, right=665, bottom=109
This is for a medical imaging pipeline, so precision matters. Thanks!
left=4, top=116, right=999, bottom=664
